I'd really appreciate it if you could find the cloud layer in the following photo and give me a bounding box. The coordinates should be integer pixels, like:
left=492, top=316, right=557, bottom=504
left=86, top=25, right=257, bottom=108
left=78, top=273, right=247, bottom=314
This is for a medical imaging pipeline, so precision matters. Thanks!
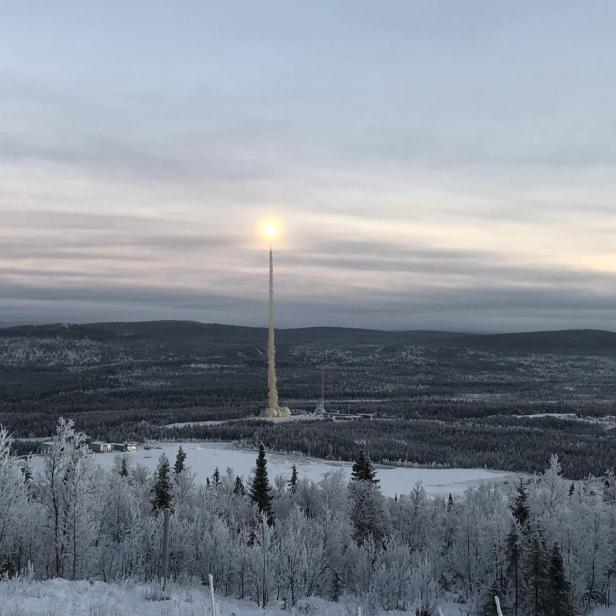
left=1, top=2, right=615, bottom=331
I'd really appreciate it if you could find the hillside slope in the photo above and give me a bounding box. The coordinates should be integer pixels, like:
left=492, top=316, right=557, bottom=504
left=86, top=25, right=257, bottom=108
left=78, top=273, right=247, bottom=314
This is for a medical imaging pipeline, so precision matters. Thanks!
left=2, top=321, right=615, bottom=356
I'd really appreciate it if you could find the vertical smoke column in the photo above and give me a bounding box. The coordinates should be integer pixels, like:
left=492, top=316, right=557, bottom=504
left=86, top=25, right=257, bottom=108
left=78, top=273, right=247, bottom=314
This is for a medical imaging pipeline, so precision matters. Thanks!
left=267, top=246, right=279, bottom=412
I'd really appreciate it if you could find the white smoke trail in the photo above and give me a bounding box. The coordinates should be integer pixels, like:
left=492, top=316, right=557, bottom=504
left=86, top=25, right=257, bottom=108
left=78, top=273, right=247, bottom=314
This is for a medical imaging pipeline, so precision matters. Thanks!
left=267, top=246, right=279, bottom=412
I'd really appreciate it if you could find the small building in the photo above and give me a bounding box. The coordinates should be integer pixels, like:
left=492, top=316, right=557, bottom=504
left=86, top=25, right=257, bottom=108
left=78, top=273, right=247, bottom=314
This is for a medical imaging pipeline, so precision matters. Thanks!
left=329, top=413, right=362, bottom=422
left=112, top=442, right=137, bottom=453
left=90, top=441, right=112, bottom=453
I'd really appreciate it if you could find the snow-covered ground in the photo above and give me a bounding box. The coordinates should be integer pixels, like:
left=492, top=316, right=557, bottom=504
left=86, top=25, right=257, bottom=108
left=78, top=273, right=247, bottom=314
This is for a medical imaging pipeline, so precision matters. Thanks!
left=0, top=578, right=462, bottom=616
left=32, top=441, right=519, bottom=498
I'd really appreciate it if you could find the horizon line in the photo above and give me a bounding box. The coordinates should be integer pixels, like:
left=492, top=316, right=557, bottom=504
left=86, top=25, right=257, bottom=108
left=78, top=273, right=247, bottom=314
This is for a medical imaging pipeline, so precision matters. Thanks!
left=1, top=318, right=614, bottom=337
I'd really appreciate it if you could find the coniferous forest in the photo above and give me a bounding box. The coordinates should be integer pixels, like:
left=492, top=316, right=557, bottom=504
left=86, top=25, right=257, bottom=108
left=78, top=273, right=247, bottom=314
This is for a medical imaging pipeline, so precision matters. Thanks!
left=3, top=323, right=616, bottom=478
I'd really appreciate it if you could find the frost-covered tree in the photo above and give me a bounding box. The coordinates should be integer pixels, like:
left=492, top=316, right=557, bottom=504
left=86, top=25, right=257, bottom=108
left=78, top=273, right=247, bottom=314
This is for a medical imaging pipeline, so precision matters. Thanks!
left=349, top=478, right=384, bottom=545
left=37, top=418, right=90, bottom=578
left=251, top=513, right=277, bottom=607
left=276, top=505, right=324, bottom=605
left=0, top=428, right=30, bottom=575
left=173, top=466, right=196, bottom=510
left=151, top=454, right=172, bottom=513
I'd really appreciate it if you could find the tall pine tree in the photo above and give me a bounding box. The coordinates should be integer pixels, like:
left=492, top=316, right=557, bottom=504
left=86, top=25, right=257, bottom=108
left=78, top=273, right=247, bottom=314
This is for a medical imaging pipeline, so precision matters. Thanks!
left=351, top=448, right=379, bottom=483
left=250, top=444, right=273, bottom=520
left=119, top=455, right=129, bottom=478
left=329, top=568, right=342, bottom=602
left=234, top=475, right=245, bottom=496
left=174, top=446, right=187, bottom=475
left=288, top=464, right=298, bottom=494
left=547, top=543, right=572, bottom=616
left=526, top=536, right=548, bottom=616
left=480, top=578, right=503, bottom=616
left=513, top=479, right=530, bottom=529
left=151, top=454, right=173, bottom=513
left=506, top=523, right=522, bottom=616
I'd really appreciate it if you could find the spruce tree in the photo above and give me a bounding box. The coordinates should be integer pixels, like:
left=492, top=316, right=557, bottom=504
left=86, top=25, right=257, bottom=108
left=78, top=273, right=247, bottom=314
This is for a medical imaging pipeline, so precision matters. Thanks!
left=513, top=479, right=530, bottom=529
left=506, top=523, right=522, bottom=616
left=234, top=475, right=245, bottom=496
left=288, top=464, right=298, bottom=494
left=350, top=478, right=384, bottom=545
left=174, top=446, right=187, bottom=475
left=351, top=448, right=378, bottom=483
left=212, top=466, right=221, bottom=486
left=329, top=568, right=342, bottom=602
left=21, top=461, right=33, bottom=486
left=547, top=544, right=571, bottom=616
left=151, top=454, right=173, bottom=513
left=526, top=536, right=548, bottom=616
left=480, top=578, right=502, bottom=616
left=250, top=444, right=273, bottom=520
left=119, top=455, right=129, bottom=478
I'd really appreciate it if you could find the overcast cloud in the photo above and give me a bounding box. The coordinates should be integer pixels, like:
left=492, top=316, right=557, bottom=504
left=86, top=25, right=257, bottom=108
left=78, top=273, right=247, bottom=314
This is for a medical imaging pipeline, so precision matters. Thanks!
left=1, top=1, right=615, bottom=331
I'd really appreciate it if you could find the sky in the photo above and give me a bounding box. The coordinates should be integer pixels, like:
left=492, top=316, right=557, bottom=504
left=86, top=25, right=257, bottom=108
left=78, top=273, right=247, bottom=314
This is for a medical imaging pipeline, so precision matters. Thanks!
left=1, top=1, right=615, bottom=332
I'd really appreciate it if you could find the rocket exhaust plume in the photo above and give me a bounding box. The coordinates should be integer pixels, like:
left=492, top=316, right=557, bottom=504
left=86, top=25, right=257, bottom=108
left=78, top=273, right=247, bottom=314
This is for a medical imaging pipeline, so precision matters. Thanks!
left=263, top=242, right=289, bottom=418
left=267, top=246, right=279, bottom=411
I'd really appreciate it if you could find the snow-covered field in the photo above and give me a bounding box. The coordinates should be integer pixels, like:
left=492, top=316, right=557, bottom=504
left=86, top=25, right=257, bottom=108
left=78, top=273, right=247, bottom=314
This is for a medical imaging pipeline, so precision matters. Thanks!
left=5, top=579, right=612, bottom=616
left=33, top=441, right=519, bottom=498
left=0, top=578, right=460, bottom=616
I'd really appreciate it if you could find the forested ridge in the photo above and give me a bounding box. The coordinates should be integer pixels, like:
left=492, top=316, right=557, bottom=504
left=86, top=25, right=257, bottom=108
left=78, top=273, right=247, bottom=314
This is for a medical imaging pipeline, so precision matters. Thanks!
left=3, top=321, right=616, bottom=478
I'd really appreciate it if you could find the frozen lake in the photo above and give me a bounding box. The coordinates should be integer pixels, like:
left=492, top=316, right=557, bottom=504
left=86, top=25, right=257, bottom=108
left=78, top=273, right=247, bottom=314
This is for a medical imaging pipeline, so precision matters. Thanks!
left=38, top=441, right=519, bottom=498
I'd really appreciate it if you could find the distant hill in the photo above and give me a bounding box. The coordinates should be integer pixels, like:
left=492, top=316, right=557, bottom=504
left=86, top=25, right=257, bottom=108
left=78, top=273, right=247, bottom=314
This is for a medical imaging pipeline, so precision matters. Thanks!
left=451, top=329, right=616, bottom=356
left=1, top=321, right=615, bottom=356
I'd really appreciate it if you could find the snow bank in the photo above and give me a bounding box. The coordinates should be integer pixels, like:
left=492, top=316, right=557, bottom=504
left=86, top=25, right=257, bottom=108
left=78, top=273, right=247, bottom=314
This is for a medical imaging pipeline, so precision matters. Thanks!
left=0, top=578, right=409, bottom=616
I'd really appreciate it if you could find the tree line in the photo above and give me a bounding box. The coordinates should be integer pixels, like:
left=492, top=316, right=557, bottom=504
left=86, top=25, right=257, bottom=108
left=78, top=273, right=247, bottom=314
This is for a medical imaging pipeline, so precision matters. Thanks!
left=167, top=417, right=616, bottom=479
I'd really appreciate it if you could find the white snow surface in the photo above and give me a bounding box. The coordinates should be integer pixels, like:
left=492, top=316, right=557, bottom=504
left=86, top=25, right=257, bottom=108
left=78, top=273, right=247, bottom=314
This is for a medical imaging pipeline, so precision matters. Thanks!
left=1, top=577, right=614, bottom=616
left=0, top=578, right=464, bottom=616
left=33, top=441, right=519, bottom=497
